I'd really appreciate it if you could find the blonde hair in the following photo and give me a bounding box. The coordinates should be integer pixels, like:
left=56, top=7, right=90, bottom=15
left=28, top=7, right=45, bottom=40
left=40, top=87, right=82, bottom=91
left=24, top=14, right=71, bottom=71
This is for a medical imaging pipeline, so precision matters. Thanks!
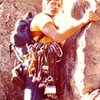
left=42, top=0, right=63, bottom=10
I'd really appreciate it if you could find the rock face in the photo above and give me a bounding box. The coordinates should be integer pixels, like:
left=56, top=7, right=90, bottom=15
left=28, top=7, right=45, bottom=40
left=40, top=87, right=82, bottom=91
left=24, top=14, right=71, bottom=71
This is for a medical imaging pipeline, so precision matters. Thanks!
left=0, top=0, right=42, bottom=100
left=62, top=0, right=100, bottom=100
left=0, top=0, right=100, bottom=100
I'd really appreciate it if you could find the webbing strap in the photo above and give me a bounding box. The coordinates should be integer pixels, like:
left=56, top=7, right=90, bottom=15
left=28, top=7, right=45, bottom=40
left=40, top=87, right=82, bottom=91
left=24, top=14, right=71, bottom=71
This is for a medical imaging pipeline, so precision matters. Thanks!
left=9, top=43, right=13, bottom=57
left=9, top=43, right=23, bottom=62
left=62, top=65, right=71, bottom=100
left=37, top=33, right=45, bottom=42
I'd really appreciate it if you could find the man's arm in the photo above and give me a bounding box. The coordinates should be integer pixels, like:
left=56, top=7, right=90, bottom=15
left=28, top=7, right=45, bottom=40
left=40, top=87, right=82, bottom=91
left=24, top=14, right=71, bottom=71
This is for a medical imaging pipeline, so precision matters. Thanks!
left=42, top=12, right=99, bottom=43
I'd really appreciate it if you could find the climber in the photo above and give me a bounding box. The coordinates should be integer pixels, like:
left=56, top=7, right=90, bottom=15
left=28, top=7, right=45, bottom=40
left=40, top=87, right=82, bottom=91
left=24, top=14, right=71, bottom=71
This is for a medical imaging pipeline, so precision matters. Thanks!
left=24, top=0, right=100, bottom=100
left=10, top=0, right=99, bottom=100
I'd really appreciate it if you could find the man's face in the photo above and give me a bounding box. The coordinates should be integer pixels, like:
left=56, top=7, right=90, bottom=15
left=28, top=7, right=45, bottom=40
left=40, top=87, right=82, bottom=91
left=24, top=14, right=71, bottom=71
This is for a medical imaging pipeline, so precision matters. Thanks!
left=45, top=0, right=62, bottom=16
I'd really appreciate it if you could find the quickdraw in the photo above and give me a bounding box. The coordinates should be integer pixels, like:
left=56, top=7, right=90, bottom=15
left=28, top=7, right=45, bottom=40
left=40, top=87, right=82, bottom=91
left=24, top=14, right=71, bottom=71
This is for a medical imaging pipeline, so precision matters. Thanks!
left=27, top=42, right=63, bottom=99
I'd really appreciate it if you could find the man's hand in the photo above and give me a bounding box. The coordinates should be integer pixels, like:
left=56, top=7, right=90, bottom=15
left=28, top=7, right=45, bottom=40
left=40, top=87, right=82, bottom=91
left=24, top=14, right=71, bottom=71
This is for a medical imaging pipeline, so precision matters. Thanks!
left=89, top=11, right=100, bottom=22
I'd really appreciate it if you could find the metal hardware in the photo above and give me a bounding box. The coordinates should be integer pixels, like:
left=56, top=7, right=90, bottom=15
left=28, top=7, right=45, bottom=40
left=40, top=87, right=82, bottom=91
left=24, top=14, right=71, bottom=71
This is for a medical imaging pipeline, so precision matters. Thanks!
left=47, top=76, right=54, bottom=84
left=44, top=85, right=57, bottom=99
left=42, top=65, right=49, bottom=74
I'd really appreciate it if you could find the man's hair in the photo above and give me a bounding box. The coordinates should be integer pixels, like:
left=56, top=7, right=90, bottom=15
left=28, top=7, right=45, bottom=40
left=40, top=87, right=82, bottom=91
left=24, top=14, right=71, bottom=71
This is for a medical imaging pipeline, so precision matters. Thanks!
left=42, top=0, right=63, bottom=10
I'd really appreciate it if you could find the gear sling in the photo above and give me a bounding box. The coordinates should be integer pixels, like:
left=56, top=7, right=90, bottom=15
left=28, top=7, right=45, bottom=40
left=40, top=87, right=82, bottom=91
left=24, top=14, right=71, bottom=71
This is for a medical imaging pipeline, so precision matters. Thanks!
left=10, top=12, right=63, bottom=99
